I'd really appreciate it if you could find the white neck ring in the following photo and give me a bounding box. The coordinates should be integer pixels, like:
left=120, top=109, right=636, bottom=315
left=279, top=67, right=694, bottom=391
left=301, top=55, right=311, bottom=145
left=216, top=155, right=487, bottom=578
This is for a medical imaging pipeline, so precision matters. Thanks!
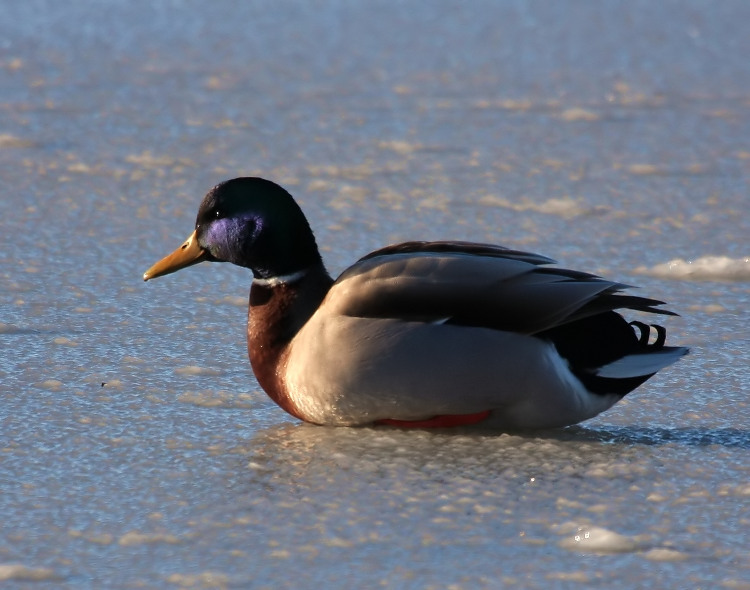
left=253, top=269, right=307, bottom=288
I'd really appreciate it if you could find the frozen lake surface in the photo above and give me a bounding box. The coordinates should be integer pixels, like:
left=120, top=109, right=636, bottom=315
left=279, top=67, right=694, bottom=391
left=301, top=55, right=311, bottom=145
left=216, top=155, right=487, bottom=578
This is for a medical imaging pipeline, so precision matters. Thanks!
left=1, top=1, right=749, bottom=587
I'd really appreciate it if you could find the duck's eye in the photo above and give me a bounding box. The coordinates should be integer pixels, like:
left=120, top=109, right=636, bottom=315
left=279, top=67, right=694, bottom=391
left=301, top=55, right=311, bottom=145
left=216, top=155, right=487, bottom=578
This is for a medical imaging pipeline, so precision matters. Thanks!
left=214, top=209, right=224, bottom=219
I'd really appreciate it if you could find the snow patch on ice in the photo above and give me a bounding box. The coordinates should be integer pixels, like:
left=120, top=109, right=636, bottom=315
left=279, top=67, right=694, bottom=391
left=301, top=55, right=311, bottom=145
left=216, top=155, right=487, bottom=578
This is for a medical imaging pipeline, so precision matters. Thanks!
left=479, top=195, right=608, bottom=219
left=0, top=564, right=60, bottom=582
left=634, top=255, right=750, bottom=282
left=554, top=522, right=650, bottom=554
left=175, top=365, right=221, bottom=376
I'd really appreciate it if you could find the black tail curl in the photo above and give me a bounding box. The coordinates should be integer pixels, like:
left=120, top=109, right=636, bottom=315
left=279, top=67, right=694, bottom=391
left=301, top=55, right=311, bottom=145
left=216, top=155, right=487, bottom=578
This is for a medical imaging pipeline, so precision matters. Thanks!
left=629, top=321, right=666, bottom=348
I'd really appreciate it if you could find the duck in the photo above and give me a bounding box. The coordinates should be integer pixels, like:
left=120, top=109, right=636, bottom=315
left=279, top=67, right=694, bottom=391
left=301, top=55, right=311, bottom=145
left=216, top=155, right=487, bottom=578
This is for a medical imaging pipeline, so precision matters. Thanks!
left=143, top=177, right=688, bottom=429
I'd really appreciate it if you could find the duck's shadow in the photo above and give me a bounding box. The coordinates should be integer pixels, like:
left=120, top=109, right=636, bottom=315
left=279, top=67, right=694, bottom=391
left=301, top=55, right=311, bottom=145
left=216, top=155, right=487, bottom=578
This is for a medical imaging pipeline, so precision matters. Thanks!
left=247, top=420, right=750, bottom=453
left=530, top=424, right=750, bottom=448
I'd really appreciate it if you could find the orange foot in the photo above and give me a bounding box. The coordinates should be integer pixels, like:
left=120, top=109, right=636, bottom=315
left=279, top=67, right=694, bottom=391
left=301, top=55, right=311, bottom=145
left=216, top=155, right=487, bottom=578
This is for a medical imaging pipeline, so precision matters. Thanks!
left=375, top=410, right=491, bottom=428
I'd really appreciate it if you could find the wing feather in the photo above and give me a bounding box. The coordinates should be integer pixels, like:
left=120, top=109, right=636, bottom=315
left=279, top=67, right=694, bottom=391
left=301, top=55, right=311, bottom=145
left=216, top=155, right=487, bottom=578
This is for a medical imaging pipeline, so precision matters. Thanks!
left=328, top=242, right=676, bottom=334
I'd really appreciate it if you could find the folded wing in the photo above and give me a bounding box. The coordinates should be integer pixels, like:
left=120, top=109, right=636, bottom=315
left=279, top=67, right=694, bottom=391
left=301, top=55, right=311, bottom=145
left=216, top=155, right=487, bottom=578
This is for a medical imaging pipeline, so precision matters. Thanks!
left=330, top=241, right=675, bottom=335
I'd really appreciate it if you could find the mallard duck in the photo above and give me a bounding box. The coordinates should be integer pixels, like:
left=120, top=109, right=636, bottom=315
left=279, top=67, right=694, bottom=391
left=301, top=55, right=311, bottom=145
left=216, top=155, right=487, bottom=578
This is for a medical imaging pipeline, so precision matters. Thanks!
left=144, top=177, right=688, bottom=429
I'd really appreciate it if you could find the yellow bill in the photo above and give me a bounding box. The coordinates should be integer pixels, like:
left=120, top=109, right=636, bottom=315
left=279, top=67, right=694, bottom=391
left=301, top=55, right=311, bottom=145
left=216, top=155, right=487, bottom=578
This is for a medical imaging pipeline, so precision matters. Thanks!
left=143, top=229, right=209, bottom=281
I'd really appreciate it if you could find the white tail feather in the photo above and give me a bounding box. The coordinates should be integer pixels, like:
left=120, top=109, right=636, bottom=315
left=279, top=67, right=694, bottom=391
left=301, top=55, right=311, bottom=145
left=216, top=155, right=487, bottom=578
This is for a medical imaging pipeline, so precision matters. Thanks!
left=595, top=348, right=688, bottom=379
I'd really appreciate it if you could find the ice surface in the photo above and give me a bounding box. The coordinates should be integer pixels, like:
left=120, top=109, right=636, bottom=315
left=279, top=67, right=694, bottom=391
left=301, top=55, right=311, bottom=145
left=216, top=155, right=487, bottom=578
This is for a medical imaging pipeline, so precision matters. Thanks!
left=1, top=1, right=749, bottom=588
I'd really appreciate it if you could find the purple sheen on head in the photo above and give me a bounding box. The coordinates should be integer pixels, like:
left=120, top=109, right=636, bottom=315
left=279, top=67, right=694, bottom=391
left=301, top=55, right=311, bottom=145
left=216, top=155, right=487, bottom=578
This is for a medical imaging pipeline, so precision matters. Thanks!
left=202, top=215, right=259, bottom=266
